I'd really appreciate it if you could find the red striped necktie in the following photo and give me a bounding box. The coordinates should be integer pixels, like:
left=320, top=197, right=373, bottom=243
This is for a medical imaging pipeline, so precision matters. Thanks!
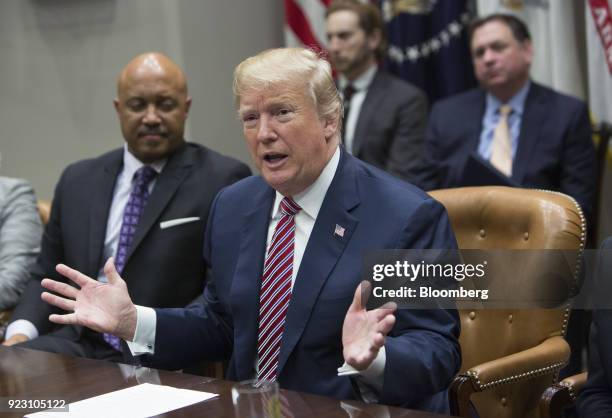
left=256, top=196, right=301, bottom=382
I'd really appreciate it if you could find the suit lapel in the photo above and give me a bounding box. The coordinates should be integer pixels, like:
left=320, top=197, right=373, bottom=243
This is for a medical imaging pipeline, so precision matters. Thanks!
left=466, top=90, right=487, bottom=154
left=125, top=144, right=193, bottom=263
left=88, top=151, right=122, bottom=276
left=277, top=151, right=360, bottom=376
left=231, top=184, right=275, bottom=380
left=352, top=72, right=386, bottom=156
left=513, top=83, right=546, bottom=184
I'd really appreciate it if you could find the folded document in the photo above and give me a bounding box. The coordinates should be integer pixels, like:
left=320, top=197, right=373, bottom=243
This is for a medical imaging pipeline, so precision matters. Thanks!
left=26, top=383, right=218, bottom=418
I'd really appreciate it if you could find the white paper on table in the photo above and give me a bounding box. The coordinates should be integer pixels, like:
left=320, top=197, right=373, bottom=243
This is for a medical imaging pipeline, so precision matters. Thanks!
left=25, top=383, right=218, bottom=418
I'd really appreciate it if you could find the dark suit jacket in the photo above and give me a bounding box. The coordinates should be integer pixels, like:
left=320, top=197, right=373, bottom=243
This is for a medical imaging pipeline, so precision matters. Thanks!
left=420, top=82, right=596, bottom=221
left=352, top=70, right=428, bottom=186
left=10, top=143, right=250, bottom=348
left=577, top=237, right=612, bottom=417
left=144, top=150, right=461, bottom=412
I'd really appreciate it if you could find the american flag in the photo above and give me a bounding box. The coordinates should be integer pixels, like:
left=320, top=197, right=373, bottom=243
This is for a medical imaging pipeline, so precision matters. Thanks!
left=283, top=0, right=331, bottom=52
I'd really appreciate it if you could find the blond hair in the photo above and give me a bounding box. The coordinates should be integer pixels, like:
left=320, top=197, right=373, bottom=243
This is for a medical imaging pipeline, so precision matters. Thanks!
left=233, top=48, right=342, bottom=135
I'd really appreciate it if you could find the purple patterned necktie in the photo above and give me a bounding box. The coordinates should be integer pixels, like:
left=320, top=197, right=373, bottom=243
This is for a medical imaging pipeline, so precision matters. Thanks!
left=103, top=165, right=157, bottom=351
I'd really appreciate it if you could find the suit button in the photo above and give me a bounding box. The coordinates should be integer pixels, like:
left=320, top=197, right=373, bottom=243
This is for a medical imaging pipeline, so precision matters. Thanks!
left=501, top=397, right=507, bottom=406
left=468, top=311, right=476, bottom=320
left=479, top=229, right=486, bottom=238
left=524, top=232, right=529, bottom=241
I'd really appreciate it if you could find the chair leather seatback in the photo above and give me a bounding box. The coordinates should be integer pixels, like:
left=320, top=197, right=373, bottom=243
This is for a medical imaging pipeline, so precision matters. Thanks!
left=429, top=187, right=585, bottom=418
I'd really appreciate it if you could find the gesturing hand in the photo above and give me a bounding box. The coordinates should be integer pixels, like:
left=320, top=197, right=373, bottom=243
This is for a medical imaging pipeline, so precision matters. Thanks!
left=41, top=257, right=138, bottom=341
left=342, top=281, right=397, bottom=370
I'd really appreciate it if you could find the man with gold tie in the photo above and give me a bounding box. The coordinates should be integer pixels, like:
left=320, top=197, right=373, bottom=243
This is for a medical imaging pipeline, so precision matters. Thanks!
left=419, top=13, right=595, bottom=223
left=419, top=13, right=595, bottom=380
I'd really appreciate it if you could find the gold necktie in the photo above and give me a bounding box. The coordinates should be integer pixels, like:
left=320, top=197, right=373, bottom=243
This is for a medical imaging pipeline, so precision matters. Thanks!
left=490, top=104, right=513, bottom=176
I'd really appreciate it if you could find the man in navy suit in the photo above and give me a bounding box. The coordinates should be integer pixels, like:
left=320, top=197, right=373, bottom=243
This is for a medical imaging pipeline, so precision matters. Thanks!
left=40, top=48, right=460, bottom=412
left=420, top=14, right=595, bottom=222
left=420, top=13, right=595, bottom=381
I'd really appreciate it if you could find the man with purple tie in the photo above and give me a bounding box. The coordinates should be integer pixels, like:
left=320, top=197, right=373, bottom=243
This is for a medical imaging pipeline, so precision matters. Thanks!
left=2, top=52, right=250, bottom=360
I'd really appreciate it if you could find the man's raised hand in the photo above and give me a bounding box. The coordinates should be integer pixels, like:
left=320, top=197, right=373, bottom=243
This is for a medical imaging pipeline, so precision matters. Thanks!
left=41, top=257, right=138, bottom=341
left=342, top=281, right=397, bottom=370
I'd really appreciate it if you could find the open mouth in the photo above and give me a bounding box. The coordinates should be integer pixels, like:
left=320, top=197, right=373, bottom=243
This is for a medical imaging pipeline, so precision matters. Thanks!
left=263, top=153, right=288, bottom=166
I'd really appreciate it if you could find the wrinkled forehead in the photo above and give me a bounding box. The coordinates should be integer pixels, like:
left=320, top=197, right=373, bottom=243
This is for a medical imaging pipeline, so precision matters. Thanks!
left=238, top=80, right=314, bottom=111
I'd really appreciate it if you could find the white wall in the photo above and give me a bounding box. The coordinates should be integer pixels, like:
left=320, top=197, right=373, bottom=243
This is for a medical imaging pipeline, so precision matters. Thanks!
left=0, top=0, right=285, bottom=199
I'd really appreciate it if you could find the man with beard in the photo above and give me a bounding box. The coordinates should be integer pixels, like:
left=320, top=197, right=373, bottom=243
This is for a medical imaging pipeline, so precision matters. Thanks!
left=326, top=0, right=428, bottom=186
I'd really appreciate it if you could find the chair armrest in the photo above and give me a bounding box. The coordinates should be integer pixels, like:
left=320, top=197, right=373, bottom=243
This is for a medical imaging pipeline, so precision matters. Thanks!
left=450, top=336, right=570, bottom=418
left=560, top=372, right=588, bottom=394
left=466, top=336, right=569, bottom=390
left=539, top=372, right=588, bottom=418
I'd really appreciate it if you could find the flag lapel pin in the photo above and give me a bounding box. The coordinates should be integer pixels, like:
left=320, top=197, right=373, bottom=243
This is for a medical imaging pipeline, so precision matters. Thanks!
left=334, top=224, right=346, bottom=238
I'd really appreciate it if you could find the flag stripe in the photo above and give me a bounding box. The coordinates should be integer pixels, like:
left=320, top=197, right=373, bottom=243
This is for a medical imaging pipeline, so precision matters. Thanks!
left=284, top=0, right=323, bottom=50
left=588, top=0, right=612, bottom=74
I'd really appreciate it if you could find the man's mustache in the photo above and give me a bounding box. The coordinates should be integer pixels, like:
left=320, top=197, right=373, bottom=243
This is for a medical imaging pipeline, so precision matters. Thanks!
left=138, top=129, right=167, bottom=137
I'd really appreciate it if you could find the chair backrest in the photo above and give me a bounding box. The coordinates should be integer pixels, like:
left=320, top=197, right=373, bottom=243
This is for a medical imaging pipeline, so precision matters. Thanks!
left=37, top=200, right=51, bottom=225
left=429, top=186, right=585, bottom=418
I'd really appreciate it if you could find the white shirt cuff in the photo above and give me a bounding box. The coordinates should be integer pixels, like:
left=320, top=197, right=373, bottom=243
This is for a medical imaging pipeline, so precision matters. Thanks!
left=126, top=305, right=156, bottom=355
left=5, top=319, right=38, bottom=341
left=337, top=346, right=386, bottom=379
left=337, top=347, right=386, bottom=402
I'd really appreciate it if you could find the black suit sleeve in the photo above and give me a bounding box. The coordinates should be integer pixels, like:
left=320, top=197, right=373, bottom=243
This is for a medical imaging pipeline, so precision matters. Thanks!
left=380, top=199, right=461, bottom=407
left=385, top=88, right=429, bottom=185
left=577, top=310, right=612, bottom=417
left=577, top=237, right=612, bottom=417
left=419, top=102, right=469, bottom=191
left=559, top=102, right=596, bottom=224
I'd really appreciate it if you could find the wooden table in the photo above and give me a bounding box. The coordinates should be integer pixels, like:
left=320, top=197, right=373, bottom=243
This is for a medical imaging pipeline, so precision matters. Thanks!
left=0, top=346, right=456, bottom=417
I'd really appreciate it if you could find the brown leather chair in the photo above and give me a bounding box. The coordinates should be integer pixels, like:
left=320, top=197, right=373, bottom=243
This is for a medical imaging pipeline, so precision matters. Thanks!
left=429, top=186, right=586, bottom=418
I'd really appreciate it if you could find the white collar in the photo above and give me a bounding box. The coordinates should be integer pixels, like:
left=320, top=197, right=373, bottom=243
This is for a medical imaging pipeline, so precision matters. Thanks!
left=271, top=146, right=341, bottom=221
left=338, top=64, right=378, bottom=92
left=122, top=144, right=167, bottom=180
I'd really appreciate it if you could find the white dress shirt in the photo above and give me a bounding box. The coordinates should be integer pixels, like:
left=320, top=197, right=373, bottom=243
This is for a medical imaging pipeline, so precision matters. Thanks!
left=477, top=80, right=531, bottom=161
left=5, top=145, right=165, bottom=340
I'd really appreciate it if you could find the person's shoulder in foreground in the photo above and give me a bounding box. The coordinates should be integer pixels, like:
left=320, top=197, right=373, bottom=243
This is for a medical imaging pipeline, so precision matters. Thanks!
left=0, top=176, right=42, bottom=310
